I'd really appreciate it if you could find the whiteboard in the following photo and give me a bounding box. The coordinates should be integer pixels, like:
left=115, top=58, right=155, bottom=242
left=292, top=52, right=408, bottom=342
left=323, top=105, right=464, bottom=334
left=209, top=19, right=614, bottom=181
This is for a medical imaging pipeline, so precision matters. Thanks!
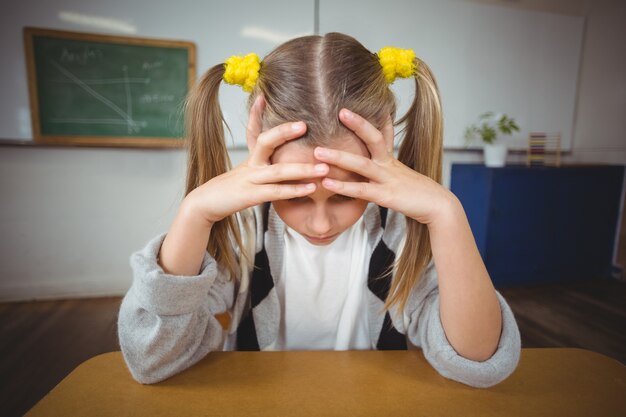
left=319, top=0, right=584, bottom=150
left=0, top=0, right=314, bottom=148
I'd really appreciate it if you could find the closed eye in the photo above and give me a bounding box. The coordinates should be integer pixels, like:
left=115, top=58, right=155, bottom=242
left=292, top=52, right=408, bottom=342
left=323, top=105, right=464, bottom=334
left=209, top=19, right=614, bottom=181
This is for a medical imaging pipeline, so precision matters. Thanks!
left=332, top=194, right=355, bottom=202
left=287, top=196, right=308, bottom=202
left=287, top=194, right=355, bottom=202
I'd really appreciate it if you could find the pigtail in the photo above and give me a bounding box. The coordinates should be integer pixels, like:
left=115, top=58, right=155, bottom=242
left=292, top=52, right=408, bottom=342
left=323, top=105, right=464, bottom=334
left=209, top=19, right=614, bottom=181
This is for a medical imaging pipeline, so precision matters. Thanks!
left=183, top=64, right=244, bottom=280
left=385, top=58, right=444, bottom=313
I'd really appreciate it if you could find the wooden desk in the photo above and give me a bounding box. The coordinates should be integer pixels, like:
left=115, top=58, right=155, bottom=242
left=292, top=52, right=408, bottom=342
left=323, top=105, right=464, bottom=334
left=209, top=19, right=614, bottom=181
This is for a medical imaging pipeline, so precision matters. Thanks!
left=26, top=348, right=625, bottom=416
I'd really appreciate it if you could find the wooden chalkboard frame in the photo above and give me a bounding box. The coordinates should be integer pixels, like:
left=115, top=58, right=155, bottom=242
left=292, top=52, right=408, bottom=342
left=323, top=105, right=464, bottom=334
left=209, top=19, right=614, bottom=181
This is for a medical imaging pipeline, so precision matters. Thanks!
left=23, top=27, right=196, bottom=148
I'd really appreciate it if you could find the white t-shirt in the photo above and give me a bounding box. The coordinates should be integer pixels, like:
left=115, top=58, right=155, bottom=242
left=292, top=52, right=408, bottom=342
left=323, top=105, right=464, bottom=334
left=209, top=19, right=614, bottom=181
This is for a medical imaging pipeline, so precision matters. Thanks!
left=274, top=217, right=371, bottom=350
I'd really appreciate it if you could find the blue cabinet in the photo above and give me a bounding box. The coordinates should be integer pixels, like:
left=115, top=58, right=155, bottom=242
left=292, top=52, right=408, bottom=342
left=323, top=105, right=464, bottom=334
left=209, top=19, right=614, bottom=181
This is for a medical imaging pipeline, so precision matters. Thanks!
left=450, top=164, right=625, bottom=287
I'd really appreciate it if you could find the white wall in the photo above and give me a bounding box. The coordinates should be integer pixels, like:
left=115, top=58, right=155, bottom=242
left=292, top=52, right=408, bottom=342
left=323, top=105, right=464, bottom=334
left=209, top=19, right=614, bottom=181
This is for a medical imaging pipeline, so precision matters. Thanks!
left=0, top=0, right=314, bottom=301
left=0, top=146, right=186, bottom=299
left=1, top=0, right=624, bottom=300
left=1, top=0, right=586, bottom=151
left=568, top=0, right=626, bottom=163
left=320, top=0, right=584, bottom=151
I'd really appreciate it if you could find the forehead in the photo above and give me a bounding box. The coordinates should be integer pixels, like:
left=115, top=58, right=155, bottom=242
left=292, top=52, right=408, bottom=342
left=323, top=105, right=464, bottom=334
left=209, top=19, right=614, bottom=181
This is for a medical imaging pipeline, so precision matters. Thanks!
left=271, top=135, right=370, bottom=181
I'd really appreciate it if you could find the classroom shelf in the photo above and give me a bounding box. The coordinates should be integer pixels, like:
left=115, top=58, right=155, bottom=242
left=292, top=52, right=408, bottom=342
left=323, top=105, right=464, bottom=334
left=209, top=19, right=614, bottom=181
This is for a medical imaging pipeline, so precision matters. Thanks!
left=450, top=164, right=625, bottom=287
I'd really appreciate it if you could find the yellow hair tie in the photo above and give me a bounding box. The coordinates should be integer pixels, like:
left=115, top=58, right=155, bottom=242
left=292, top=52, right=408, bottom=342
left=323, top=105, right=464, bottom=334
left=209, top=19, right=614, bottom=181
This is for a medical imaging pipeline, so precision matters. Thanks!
left=223, top=53, right=260, bottom=92
left=377, top=47, right=417, bottom=84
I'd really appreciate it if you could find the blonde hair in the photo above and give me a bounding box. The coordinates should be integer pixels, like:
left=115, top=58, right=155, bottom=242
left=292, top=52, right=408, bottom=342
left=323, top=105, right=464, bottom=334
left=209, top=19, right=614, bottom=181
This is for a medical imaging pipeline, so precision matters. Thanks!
left=183, top=32, right=443, bottom=313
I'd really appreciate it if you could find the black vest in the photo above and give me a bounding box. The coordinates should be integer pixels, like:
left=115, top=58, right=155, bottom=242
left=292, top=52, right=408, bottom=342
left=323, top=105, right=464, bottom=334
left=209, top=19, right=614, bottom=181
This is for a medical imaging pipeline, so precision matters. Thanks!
left=236, top=204, right=407, bottom=351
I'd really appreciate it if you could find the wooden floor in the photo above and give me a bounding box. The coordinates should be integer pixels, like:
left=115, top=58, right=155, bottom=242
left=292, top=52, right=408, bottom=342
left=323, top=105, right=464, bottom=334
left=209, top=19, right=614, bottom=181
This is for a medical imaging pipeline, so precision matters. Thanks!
left=1, top=279, right=625, bottom=417
left=498, top=279, right=626, bottom=364
left=0, top=297, right=121, bottom=417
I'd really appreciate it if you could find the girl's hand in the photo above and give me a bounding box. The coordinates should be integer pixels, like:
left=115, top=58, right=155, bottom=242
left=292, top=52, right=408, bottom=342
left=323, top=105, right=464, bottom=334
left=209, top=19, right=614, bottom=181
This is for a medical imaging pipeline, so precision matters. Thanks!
left=188, top=95, right=328, bottom=225
left=314, top=109, right=456, bottom=225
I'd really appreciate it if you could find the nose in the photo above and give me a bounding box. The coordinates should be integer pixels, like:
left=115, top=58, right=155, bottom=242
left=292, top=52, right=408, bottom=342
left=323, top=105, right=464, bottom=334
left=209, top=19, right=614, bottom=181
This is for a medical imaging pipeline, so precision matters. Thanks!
left=308, top=205, right=333, bottom=236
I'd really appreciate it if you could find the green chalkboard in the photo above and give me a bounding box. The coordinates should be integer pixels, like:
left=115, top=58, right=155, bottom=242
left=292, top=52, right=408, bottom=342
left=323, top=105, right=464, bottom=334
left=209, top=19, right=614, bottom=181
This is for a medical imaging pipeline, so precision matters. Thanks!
left=24, top=27, right=196, bottom=147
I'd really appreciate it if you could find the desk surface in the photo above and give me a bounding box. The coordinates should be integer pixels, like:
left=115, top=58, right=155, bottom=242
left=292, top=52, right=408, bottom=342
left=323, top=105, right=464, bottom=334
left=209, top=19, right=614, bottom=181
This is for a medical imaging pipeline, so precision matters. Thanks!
left=26, top=348, right=625, bottom=417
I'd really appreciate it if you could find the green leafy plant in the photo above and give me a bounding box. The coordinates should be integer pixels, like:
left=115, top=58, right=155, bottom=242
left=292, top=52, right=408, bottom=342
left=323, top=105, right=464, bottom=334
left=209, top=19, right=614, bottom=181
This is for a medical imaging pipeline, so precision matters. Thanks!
left=464, top=112, right=520, bottom=145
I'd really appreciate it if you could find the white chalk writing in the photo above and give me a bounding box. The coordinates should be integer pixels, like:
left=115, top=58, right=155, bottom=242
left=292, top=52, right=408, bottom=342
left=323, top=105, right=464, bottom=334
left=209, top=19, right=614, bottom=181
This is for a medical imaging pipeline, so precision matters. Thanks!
left=142, top=61, right=163, bottom=70
left=60, top=47, right=103, bottom=65
left=139, top=94, right=175, bottom=104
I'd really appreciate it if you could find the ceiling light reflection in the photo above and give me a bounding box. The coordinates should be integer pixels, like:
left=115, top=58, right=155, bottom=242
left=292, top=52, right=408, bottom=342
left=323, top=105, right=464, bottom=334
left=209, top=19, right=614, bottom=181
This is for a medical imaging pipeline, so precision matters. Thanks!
left=241, top=26, right=312, bottom=44
left=58, top=11, right=137, bottom=34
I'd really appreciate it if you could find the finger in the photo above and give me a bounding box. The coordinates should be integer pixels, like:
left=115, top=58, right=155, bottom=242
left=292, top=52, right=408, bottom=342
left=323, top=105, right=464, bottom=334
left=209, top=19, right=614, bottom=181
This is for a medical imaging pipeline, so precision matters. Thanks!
left=246, top=95, right=266, bottom=151
left=339, top=109, right=392, bottom=162
left=314, top=147, right=385, bottom=182
left=251, top=163, right=329, bottom=184
left=248, top=121, right=307, bottom=166
left=382, top=114, right=394, bottom=153
left=258, top=182, right=316, bottom=202
left=321, top=178, right=377, bottom=202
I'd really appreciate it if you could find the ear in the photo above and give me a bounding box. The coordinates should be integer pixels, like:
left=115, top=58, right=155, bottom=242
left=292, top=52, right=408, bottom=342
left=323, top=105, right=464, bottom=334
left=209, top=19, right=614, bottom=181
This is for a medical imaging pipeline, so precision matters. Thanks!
left=246, top=95, right=266, bottom=153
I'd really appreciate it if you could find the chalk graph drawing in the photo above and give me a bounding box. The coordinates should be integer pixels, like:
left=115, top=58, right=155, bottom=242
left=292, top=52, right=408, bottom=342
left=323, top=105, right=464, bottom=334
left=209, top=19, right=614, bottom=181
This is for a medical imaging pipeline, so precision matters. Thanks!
left=49, top=60, right=149, bottom=134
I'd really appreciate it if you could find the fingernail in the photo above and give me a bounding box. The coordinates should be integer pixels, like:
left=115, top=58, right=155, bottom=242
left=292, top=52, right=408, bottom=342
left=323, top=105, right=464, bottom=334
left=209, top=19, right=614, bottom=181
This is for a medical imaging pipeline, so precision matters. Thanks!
left=305, top=183, right=315, bottom=190
left=292, top=122, right=303, bottom=131
left=341, top=109, right=353, bottom=120
left=323, top=178, right=336, bottom=187
left=314, top=163, right=327, bottom=173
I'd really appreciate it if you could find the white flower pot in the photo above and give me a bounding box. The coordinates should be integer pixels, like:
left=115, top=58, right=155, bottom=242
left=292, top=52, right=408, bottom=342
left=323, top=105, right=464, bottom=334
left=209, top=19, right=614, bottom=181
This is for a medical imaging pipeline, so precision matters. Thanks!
left=483, top=143, right=508, bottom=167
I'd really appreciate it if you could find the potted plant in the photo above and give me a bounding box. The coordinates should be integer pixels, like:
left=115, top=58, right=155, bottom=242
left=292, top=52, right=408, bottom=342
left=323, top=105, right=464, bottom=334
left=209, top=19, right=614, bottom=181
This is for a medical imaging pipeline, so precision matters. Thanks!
left=464, top=112, right=520, bottom=167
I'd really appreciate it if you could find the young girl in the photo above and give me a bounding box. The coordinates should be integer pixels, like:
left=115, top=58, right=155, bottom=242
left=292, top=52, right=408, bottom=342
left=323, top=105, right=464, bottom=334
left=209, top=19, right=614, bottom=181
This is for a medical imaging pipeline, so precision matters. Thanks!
left=118, top=32, right=521, bottom=387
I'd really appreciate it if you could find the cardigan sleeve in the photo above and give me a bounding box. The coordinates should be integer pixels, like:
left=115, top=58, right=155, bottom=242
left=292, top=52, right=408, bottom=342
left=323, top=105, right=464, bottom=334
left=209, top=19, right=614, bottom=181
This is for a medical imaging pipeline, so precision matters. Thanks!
left=118, top=233, right=236, bottom=384
left=404, top=262, right=521, bottom=388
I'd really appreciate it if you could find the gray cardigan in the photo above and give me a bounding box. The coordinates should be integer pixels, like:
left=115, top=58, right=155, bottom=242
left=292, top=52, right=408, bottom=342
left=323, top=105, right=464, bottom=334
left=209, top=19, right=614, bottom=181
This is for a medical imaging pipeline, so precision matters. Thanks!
left=118, top=204, right=521, bottom=387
